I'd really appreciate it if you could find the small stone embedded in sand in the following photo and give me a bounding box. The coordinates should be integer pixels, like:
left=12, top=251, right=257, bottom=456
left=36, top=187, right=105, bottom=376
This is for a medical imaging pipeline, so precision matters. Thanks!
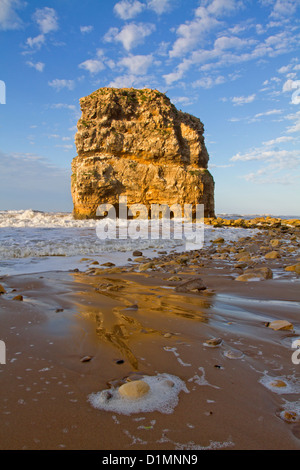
left=265, top=251, right=280, bottom=259
left=235, top=273, right=263, bottom=282
left=245, top=267, right=273, bottom=280
left=167, top=276, right=182, bottom=282
left=0, top=284, right=6, bottom=294
left=132, top=250, right=143, bottom=257
left=270, top=239, right=281, bottom=248
left=204, top=338, right=222, bottom=348
left=269, top=380, right=287, bottom=388
left=163, top=333, right=172, bottom=338
left=80, top=355, right=93, bottom=363
left=101, top=262, right=115, bottom=267
left=139, top=261, right=154, bottom=272
left=118, top=380, right=150, bottom=399
left=267, top=320, right=294, bottom=331
left=280, top=411, right=298, bottom=423
left=285, top=263, right=300, bottom=275
left=224, top=349, right=244, bottom=359
left=12, top=295, right=23, bottom=301
left=212, top=237, right=225, bottom=244
left=235, top=251, right=251, bottom=261
left=175, top=277, right=206, bottom=293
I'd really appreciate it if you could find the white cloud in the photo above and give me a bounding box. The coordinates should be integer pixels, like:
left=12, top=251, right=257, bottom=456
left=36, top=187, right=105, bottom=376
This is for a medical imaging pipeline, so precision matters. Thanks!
left=33, top=7, right=58, bottom=34
left=270, top=0, right=300, bottom=18
left=118, top=54, right=154, bottom=75
left=192, top=75, right=225, bottom=88
left=26, top=34, right=45, bottom=50
left=0, top=0, right=24, bottom=30
left=26, top=61, right=45, bottom=72
left=169, top=9, right=220, bottom=58
left=171, top=96, right=195, bottom=107
left=26, top=7, right=58, bottom=51
left=262, top=136, right=295, bottom=145
left=254, top=109, right=282, bottom=118
left=51, top=103, right=77, bottom=111
left=169, top=0, right=243, bottom=58
left=231, top=142, right=300, bottom=185
left=232, top=94, right=256, bottom=105
left=80, top=25, right=94, bottom=34
left=104, top=23, right=155, bottom=51
left=114, top=0, right=145, bottom=20
left=79, top=59, right=105, bottom=74
left=147, top=0, right=172, bottom=14
left=282, top=78, right=300, bottom=92
left=108, top=74, right=151, bottom=88
left=48, top=79, right=75, bottom=91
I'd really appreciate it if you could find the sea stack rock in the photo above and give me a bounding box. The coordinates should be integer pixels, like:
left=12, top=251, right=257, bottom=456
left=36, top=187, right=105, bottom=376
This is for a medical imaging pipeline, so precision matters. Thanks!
left=71, top=87, right=215, bottom=219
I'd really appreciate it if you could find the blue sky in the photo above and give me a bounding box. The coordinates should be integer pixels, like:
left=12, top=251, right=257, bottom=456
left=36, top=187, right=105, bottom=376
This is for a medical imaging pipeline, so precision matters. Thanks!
left=0, top=0, right=299, bottom=215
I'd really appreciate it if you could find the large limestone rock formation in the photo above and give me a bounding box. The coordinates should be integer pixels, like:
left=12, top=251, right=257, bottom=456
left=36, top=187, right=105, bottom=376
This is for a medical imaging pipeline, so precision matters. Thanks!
left=71, top=87, right=215, bottom=218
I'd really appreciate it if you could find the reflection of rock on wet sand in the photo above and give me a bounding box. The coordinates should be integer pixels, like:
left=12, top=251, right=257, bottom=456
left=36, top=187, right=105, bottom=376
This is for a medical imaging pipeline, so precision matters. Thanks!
left=73, top=274, right=213, bottom=370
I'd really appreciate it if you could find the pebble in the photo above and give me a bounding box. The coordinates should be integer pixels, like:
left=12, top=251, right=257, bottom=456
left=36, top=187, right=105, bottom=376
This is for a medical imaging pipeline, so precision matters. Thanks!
left=204, top=338, right=222, bottom=348
left=167, top=276, right=182, bottom=281
left=12, top=295, right=23, bottom=301
left=265, top=251, right=280, bottom=259
left=212, top=237, right=225, bottom=244
left=244, top=267, right=273, bottom=280
left=101, top=262, right=115, bottom=267
left=139, top=262, right=154, bottom=272
left=280, top=411, right=298, bottom=423
left=267, top=320, right=294, bottom=331
left=269, top=380, right=287, bottom=388
left=80, top=356, right=93, bottom=363
left=118, top=380, right=150, bottom=399
left=0, top=284, right=6, bottom=294
left=285, top=263, right=300, bottom=274
left=132, top=250, right=143, bottom=257
left=223, top=349, right=244, bottom=359
left=175, top=277, right=206, bottom=293
left=235, top=273, right=263, bottom=282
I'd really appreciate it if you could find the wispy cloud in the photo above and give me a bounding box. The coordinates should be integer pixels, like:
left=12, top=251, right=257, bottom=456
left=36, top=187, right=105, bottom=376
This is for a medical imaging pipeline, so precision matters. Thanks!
left=26, top=7, right=58, bottom=51
left=48, top=79, right=75, bottom=91
left=113, top=0, right=173, bottom=19
left=114, top=0, right=145, bottom=20
left=26, top=60, right=45, bottom=72
left=104, top=23, right=155, bottom=51
left=118, top=54, right=154, bottom=75
left=79, top=59, right=105, bottom=74
left=232, top=94, right=256, bottom=105
left=80, top=25, right=94, bottom=34
left=0, top=0, right=24, bottom=30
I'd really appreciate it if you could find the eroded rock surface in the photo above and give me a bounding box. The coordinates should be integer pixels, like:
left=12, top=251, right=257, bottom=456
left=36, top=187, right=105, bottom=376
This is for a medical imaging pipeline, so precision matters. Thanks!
left=71, top=87, right=215, bottom=218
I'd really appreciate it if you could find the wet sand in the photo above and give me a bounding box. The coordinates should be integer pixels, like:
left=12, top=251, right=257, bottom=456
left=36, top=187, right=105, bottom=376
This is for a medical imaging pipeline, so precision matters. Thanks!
left=0, top=223, right=299, bottom=450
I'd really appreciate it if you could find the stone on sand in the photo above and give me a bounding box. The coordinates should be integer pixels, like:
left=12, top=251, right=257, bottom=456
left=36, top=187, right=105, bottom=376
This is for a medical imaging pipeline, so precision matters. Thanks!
left=284, top=263, right=300, bottom=275
left=267, top=320, right=293, bottom=331
left=0, top=284, right=6, bottom=294
left=265, top=251, right=280, bottom=259
left=118, top=380, right=150, bottom=399
left=175, top=277, right=206, bottom=293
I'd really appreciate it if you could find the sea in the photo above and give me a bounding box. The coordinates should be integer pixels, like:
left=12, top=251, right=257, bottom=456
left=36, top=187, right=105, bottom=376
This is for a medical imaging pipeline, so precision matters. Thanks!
left=0, top=209, right=298, bottom=277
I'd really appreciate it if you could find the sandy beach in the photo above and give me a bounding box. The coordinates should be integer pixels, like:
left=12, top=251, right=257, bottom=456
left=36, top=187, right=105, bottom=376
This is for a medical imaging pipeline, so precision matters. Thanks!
left=0, top=219, right=299, bottom=450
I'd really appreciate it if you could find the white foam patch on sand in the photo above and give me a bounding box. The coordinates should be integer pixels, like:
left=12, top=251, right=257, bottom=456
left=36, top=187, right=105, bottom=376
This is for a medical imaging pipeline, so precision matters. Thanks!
left=259, top=373, right=300, bottom=395
left=88, top=373, right=188, bottom=415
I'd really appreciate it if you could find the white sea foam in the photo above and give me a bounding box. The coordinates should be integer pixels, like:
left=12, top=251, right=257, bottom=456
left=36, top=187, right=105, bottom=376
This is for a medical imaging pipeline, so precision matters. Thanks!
left=88, top=373, right=188, bottom=415
left=0, top=209, right=259, bottom=275
left=259, top=373, right=300, bottom=395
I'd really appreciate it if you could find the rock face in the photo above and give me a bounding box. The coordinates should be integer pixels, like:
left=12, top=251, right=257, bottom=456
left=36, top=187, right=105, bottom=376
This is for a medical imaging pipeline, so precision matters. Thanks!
left=71, top=87, right=215, bottom=219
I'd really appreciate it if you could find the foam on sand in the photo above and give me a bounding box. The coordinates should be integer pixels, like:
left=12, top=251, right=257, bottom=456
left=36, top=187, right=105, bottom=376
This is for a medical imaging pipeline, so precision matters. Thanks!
left=88, top=373, right=188, bottom=415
